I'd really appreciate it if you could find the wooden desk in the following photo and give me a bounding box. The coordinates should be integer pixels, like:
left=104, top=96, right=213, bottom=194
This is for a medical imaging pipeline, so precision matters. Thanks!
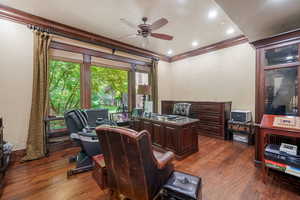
left=132, top=116, right=199, bottom=160
left=161, top=101, right=231, bottom=139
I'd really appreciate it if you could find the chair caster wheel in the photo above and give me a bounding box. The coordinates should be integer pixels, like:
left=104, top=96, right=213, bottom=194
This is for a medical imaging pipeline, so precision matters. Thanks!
left=67, top=170, right=73, bottom=178
left=69, top=156, right=76, bottom=163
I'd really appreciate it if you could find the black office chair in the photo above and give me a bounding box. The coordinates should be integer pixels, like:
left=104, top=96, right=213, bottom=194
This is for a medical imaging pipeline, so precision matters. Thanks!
left=173, top=103, right=192, bottom=117
left=64, top=109, right=115, bottom=177
left=85, top=108, right=109, bottom=128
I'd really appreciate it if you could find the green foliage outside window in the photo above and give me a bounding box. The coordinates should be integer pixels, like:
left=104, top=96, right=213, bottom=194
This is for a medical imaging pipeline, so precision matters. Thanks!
left=49, top=60, right=81, bottom=130
left=49, top=60, right=81, bottom=116
left=91, top=66, right=128, bottom=112
left=49, top=60, right=129, bottom=116
left=48, top=60, right=128, bottom=129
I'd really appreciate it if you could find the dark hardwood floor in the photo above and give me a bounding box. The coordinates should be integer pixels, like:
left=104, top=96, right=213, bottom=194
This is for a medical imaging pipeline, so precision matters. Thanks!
left=2, top=136, right=300, bottom=200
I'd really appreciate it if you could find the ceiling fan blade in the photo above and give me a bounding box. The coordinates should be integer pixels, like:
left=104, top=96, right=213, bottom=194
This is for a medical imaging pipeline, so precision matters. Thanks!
left=151, top=33, right=173, bottom=40
left=150, top=18, right=168, bottom=31
left=120, top=18, right=137, bottom=29
left=117, top=33, right=138, bottom=40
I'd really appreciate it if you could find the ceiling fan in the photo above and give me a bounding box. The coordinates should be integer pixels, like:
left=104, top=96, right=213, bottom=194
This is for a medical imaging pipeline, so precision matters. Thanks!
left=120, top=17, right=173, bottom=47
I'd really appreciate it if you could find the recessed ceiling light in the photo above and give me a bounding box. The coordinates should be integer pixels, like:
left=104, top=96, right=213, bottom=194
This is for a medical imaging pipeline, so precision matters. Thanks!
left=177, top=0, right=187, bottom=4
left=208, top=10, right=218, bottom=19
left=192, top=41, right=199, bottom=47
left=226, top=28, right=235, bottom=35
left=167, top=50, right=173, bottom=55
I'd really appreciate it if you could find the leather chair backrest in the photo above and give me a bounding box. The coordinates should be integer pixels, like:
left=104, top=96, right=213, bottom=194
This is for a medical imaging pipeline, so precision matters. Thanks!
left=64, top=109, right=88, bottom=133
left=85, top=109, right=109, bottom=127
left=78, top=110, right=89, bottom=126
left=173, top=103, right=192, bottom=116
left=96, top=126, right=166, bottom=200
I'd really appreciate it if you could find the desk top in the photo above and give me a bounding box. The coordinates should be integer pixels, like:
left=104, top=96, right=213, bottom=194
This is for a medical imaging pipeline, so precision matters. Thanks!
left=134, top=115, right=199, bottom=126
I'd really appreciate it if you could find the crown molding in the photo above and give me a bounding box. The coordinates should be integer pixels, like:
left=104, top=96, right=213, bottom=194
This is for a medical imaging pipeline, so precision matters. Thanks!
left=0, top=4, right=170, bottom=62
left=170, top=35, right=249, bottom=62
left=251, top=28, right=300, bottom=49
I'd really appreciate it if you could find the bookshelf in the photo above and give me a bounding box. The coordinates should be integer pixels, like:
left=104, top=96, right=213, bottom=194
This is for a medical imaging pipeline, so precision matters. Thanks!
left=259, top=114, right=300, bottom=182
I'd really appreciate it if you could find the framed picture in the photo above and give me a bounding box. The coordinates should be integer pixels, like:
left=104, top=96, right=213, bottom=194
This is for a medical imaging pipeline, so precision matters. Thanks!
left=143, top=112, right=151, bottom=118
left=110, top=112, right=129, bottom=123
left=132, top=108, right=143, bottom=118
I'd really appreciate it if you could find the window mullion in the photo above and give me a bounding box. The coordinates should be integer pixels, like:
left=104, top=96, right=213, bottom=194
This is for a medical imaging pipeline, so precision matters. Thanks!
left=81, top=54, right=91, bottom=109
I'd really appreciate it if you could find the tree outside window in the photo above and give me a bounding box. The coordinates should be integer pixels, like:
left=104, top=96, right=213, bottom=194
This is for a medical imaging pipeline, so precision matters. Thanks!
left=90, top=66, right=128, bottom=112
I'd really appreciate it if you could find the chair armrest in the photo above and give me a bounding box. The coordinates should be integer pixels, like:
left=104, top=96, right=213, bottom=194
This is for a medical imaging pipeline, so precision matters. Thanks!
left=153, top=150, right=175, bottom=169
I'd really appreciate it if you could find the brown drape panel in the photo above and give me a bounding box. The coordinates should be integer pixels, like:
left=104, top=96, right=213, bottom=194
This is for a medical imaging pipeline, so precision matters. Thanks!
left=150, top=60, right=159, bottom=113
left=23, top=31, right=52, bottom=161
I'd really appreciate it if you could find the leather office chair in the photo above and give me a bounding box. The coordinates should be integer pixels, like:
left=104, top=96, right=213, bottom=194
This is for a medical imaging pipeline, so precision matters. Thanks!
left=85, top=108, right=109, bottom=128
left=173, top=103, right=192, bottom=117
left=64, top=109, right=115, bottom=177
left=96, top=126, right=174, bottom=200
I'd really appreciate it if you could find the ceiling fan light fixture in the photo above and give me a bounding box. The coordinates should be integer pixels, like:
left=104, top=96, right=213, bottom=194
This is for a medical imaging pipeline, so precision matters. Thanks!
left=167, top=49, right=173, bottom=55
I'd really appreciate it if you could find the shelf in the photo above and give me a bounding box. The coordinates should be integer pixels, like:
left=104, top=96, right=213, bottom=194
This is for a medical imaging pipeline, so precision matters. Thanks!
left=229, top=130, right=251, bottom=135
left=265, top=159, right=300, bottom=178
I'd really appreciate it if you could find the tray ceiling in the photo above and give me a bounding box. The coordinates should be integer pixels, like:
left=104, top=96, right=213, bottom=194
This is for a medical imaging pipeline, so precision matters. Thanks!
left=215, top=0, right=300, bottom=42
left=0, top=0, right=243, bottom=56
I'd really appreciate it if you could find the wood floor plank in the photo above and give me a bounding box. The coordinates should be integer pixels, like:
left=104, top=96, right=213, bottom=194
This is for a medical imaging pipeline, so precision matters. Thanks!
left=2, top=136, right=300, bottom=200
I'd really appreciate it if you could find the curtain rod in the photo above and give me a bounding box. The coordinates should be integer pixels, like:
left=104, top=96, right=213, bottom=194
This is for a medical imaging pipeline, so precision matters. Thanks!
left=27, top=24, right=52, bottom=34
left=27, top=24, right=159, bottom=62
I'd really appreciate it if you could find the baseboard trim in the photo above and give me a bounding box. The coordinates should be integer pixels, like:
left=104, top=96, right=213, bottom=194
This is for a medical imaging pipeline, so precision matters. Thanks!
left=10, top=140, right=78, bottom=163
left=11, top=149, right=26, bottom=164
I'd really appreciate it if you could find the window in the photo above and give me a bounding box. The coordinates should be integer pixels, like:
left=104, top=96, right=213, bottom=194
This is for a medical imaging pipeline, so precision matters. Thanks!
left=49, top=60, right=81, bottom=129
left=135, top=72, right=149, bottom=109
left=91, top=66, right=128, bottom=112
left=47, top=42, right=153, bottom=151
left=49, top=60, right=81, bottom=116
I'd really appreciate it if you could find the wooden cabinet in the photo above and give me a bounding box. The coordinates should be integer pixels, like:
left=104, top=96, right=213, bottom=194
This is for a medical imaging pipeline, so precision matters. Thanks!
left=257, top=115, right=300, bottom=165
left=132, top=117, right=199, bottom=159
left=253, top=34, right=300, bottom=123
left=164, top=126, right=177, bottom=152
left=152, top=123, right=163, bottom=147
left=252, top=31, right=300, bottom=165
left=161, top=101, right=231, bottom=139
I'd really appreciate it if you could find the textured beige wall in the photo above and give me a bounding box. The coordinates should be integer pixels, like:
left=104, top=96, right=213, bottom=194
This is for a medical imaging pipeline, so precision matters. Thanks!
left=157, top=61, right=173, bottom=113
left=0, top=20, right=33, bottom=150
left=159, top=43, right=256, bottom=118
